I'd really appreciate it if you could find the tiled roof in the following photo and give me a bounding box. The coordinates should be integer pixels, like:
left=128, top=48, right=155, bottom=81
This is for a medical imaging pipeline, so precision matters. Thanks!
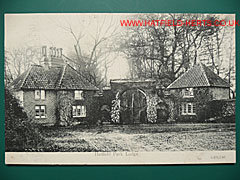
left=57, top=65, right=98, bottom=90
left=10, top=64, right=98, bottom=91
left=167, top=63, right=230, bottom=89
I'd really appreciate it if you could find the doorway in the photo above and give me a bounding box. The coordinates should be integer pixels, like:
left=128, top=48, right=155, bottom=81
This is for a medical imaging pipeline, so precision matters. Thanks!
left=120, top=89, right=147, bottom=124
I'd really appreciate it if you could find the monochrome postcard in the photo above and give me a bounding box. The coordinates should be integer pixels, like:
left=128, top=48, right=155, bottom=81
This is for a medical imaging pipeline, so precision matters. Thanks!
left=4, top=13, right=236, bottom=165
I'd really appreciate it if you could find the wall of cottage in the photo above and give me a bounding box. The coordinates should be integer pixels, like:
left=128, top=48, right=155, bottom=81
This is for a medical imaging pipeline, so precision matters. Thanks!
left=22, top=89, right=97, bottom=126
left=23, top=90, right=57, bottom=125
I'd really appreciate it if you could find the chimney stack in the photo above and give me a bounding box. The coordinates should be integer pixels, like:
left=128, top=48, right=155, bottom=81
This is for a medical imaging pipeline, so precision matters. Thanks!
left=49, top=47, right=53, bottom=57
left=57, top=48, right=62, bottom=58
left=53, top=47, right=56, bottom=57
left=59, top=48, right=63, bottom=58
left=41, top=46, right=64, bottom=68
left=41, top=46, right=47, bottom=57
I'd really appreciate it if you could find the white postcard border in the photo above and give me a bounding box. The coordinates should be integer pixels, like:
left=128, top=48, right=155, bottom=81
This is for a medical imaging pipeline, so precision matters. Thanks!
left=5, top=151, right=236, bottom=165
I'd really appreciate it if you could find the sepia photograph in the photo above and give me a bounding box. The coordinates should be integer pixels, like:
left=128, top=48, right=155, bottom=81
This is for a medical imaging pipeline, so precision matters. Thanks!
left=4, top=13, right=236, bottom=164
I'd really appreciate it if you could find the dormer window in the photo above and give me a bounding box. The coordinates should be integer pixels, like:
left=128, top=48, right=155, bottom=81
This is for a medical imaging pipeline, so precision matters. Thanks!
left=35, top=90, right=45, bottom=100
left=74, top=90, right=84, bottom=100
left=183, top=88, right=194, bottom=97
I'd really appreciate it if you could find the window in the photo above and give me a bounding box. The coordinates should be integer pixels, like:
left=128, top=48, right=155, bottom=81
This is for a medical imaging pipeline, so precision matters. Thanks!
left=72, top=105, right=86, bottom=117
left=183, top=88, right=194, bottom=97
left=181, top=103, right=196, bottom=115
left=35, top=90, right=45, bottom=100
left=35, top=105, right=46, bottom=118
left=74, top=90, right=84, bottom=100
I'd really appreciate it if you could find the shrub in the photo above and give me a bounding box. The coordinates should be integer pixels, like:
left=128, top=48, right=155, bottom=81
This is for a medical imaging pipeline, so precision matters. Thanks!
left=5, top=88, right=44, bottom=151
left=204, top=100, right=235, bottom=123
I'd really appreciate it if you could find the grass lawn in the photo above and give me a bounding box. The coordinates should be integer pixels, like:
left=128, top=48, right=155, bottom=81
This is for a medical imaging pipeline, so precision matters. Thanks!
left=41, top=123, right=235, bottom=152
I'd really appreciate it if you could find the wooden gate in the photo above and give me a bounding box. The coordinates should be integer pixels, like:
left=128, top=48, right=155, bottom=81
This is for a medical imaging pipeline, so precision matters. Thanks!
left=120, top=89, right=147, bottom=124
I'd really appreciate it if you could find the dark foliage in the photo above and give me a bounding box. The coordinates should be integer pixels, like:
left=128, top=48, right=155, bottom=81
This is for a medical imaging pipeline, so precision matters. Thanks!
left=204, top=100, right=235, bottom=123
left=5, top=88, right=44, bottom=151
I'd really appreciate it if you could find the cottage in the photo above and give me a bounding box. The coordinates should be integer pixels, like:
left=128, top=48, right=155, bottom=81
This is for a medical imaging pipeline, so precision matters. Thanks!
left=10, top=46, right=98, bottom=126
left=167, top=63, right=233, bottom=122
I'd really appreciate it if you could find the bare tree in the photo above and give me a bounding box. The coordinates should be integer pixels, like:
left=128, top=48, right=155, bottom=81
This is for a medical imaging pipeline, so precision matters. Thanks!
left=56, top=15, right=119, bottom=87
left=5, top=46, right=40, bottom=81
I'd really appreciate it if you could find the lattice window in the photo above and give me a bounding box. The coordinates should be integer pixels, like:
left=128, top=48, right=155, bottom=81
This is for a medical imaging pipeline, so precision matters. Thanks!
left=181, top=103, right=196, bottom=115
left=72, top=105, right=86, bottom=117
left=35, top=105, right=46, bottom=118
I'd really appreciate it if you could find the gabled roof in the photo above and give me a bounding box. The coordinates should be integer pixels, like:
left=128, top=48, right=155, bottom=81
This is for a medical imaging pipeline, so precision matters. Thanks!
left=10, top=64, right=98, bottom=91
left=167, top=63, right=230, bottom=89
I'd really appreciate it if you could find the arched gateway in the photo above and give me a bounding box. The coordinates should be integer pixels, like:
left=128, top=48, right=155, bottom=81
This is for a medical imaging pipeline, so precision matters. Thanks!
left=110, top=79, right=158, bottom=124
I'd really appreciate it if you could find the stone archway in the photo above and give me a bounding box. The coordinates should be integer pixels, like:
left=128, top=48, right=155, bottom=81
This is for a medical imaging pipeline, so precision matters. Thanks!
left=110, top=79, right=159, bottom=124
left=120, top=88, right=147, bottom=124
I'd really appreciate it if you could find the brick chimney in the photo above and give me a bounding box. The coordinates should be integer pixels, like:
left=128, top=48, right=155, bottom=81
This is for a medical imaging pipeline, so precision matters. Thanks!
left=56, top=48, right=63, bottom=58
left=41, top=46, right=47, bottom=57
left=53, top=47, right=57, bottom=57
left=41, top=46, right=64, bottom=68
left=49, top=47, right=53, bottom=57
